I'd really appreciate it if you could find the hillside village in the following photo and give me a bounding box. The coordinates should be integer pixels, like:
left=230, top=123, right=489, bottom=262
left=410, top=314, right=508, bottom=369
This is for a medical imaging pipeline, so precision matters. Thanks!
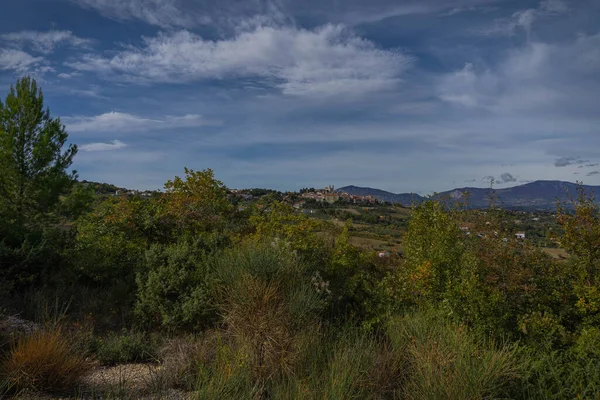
left=85, top=181, right=567, bottom=253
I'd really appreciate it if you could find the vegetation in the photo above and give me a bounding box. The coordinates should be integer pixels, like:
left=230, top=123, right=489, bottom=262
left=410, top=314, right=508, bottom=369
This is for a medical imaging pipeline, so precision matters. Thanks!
left=1, top=77, right=600, bottom=398
left=2, top=327, right=92, bottom=393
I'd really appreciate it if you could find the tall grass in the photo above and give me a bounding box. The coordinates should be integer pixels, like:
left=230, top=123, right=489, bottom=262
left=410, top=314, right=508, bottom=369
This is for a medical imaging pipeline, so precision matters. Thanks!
left=205, top=241, right=324, bottom=395
left=1, top=326, right=93, bottom=393
left=516, top=327, right=600, bottom=399
left=388, top=310, right=520, bottom=400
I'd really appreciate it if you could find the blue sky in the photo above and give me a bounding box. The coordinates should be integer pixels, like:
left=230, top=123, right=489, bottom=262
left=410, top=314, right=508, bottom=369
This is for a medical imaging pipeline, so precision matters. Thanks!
left=0, top=0, right=598, bottom=193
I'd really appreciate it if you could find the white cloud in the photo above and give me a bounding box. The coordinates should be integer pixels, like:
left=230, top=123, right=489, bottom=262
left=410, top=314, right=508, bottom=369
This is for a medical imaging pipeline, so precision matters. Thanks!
left=436, top=36, right=599, bottom=114
left=0, top=49, right=43, bottom=72
left=70, top=0, right=202, bottom=28
left=80, top=139, right=127, bottom=152
left=65, top=111, right=218, bottom=133
left=438, top=62, right=500, bottom=108
left=478, top=0, right=569, bottom=38
left=1, top=30, right=92, bottom=54
left=57, top=72, right=82, bottom=79
left=67, top=25, right=412, bottom=98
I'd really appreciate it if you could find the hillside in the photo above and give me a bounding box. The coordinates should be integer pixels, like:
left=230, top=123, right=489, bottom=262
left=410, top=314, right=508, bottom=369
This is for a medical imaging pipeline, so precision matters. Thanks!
left=336, top=185, right=423, bottom=206
left=339, top=181, right=600, bottom=210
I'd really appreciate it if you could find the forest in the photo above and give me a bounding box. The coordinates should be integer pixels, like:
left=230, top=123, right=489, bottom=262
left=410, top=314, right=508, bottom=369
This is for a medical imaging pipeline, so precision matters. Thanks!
left=2, top=77, right=600, bottom=399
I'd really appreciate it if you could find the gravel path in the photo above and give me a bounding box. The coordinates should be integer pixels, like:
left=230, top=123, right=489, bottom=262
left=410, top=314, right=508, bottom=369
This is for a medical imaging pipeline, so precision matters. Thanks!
left=13, top=364, right=194, bottom=399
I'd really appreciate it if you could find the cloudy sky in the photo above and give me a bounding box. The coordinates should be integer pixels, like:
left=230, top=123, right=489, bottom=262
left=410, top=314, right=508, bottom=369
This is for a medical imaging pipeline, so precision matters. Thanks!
left=0, top=0, right=598, bottom=193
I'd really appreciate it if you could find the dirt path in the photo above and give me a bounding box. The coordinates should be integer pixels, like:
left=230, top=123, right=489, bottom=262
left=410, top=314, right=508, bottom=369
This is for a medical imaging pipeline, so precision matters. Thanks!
left=14, top=364, right=193, bottom=399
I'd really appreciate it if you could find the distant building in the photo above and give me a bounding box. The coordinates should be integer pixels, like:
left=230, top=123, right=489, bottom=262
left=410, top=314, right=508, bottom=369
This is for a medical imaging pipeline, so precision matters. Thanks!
left=515, top=232, right=526, bottom=239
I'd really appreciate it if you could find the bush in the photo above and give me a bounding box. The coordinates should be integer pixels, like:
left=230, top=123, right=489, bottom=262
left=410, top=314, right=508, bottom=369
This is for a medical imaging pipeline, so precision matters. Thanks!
left=517, top=327, right=600, bottom=399
left=1, top=327, right=92, bottom=393
left=157, top=335, right=212, bottom=390
left=388, top=310, right=519, bottom=400
left=92, top=330, right=161, bottom=365
left=135, top=240, right=216, bottom=332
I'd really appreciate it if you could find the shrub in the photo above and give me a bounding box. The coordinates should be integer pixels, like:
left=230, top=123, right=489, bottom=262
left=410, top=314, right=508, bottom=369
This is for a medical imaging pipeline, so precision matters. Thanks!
left=388, top=310, right=519, bottom=400
left=517, top=327, right=600, bottom=399
left=135, top=240, right=216, bottom=332
left=320, top=332, right=379, bottom=400
left=156, top=336, right=211, bottom=390
left=212, top=241, right=323, bottom=345
left=192, top=241, right=325, bottom=398
left=92, top=330, right=160, bottom=365
left=1, top=327, right=92, bottom=393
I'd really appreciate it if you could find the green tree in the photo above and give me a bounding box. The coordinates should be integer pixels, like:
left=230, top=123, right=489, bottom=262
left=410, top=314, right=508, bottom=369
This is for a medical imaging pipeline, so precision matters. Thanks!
left=557, top=187, right=600, bottom=326
left=0, top=77, right=77, bottom=230
left=163, top=168, right=233, bottom=236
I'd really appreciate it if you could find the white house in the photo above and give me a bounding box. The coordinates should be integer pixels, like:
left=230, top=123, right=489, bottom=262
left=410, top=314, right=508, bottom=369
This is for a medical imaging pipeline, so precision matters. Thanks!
left=515, top=232, right=526, bottom=239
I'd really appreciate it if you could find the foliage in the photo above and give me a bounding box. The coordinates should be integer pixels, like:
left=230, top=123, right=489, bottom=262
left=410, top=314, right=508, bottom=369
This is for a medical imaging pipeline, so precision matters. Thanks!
left=323, top=222, right=395, bottom=329
left=404, top=200, right=464, bottom=302
left=57, top=182, right=96, bottom=220
left=135, top=240, right=216, bottom=332
left=163, top=168, right=233, bottom=237
left=4, top=77, right=600, bottom=398
left=557, top=187, right=600, bottom=327
left=1, top=327, right=92, bottom=393
left=156, top=336, right=208, bottom=390
left=388, top=310, right=520, bottom=400
left=402, top=198, right=575, bottom=341
left=249, top=200, right=329, bottom=267
left=0, top=77, right=77, bottom=295
left=517, top=327, right=600, bottom=399
left=91, top=330, right=160, bottom=365
left=0, top=77, right=77, bottom=230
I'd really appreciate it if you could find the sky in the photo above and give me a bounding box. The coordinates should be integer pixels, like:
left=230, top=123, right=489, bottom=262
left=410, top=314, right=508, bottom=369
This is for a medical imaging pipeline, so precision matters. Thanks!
left=0, top=0, right=599, bottom=194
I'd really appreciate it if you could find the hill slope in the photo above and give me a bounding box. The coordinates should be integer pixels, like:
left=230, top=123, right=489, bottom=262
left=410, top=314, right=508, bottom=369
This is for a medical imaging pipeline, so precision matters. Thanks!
left=338, top=181, right=600, bottom=210
left=337, top=185, right=423, bottom=206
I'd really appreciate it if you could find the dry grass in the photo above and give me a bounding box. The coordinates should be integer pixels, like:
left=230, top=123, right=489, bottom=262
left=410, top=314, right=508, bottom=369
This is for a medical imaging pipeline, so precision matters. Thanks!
left=388, top=311, right=520, bottom=400
left=224, top=276, right=295, bottom=383
left=542, top=247, right=569, bottom=260
left=157, top=335, right=217, bottom=390
left=1, top=327, right=93, bottom=394
left=349, top=236, right=392, bottom=250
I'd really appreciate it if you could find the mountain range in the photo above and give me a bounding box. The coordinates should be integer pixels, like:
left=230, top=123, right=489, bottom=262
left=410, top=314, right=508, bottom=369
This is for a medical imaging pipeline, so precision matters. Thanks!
left=337, top=181, right=600, bottom=210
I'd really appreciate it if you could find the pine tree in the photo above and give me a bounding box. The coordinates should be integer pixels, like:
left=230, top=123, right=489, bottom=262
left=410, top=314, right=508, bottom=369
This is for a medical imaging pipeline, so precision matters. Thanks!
left=0, top=76, right=77, bottom=230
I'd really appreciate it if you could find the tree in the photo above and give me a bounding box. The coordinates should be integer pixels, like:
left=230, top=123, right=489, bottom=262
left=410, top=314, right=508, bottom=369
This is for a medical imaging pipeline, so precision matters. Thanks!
left=0, top=77, right=77, bottom=230
left=163, top=168, right=232, bottom=236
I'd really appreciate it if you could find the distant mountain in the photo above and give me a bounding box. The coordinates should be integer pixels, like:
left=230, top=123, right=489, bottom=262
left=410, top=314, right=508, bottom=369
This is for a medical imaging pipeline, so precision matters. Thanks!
left=338, top=181, right=600, bottom=210
left=437, top=181, right=600, bottom=210
left=337, top=185, right=423, bottom=206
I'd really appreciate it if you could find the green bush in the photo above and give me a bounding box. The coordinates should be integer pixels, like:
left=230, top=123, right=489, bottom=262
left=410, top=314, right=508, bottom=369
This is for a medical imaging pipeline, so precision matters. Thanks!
left=135, top=240, right=216, bottom=332
left=92, top=330, right=161, bottom=365
left=517, top=327, right=600, bottom=399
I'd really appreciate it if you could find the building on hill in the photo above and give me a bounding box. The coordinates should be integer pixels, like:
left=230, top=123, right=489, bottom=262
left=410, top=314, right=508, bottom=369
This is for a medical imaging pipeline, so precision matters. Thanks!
left=515, top=232, right=526, bottom=239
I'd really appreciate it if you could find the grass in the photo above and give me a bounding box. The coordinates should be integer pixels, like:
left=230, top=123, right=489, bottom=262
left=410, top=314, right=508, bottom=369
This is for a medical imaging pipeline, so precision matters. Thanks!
left=542, top=247, right=569, bottom=260
left=350, top=235, right=396, bottom=251
left=1, top=326, right=93, bottom=394
left=92, top=330, right=161, bottom=365
left=388, top=310, right=520, bottom=400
